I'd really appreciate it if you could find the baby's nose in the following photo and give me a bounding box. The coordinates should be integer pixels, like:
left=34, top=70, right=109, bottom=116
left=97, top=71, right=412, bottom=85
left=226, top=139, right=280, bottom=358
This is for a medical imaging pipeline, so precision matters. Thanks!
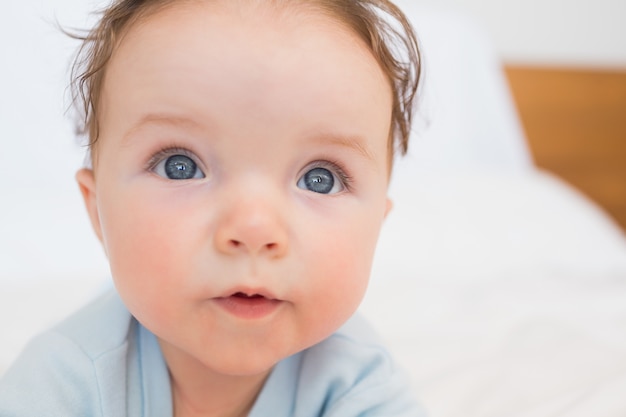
left=213, top=197, right=288, bottom=258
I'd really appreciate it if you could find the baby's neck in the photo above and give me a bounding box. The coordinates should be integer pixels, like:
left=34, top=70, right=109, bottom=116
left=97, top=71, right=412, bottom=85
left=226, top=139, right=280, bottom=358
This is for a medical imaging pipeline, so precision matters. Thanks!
left=159, top=339, right=270, bottom=417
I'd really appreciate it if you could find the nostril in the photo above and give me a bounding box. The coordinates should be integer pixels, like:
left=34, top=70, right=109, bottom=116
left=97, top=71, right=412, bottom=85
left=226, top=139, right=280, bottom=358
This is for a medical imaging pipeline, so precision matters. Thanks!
left=230, top=240, right=279, bottom=251
left=217, top=233, right=286, bottom=257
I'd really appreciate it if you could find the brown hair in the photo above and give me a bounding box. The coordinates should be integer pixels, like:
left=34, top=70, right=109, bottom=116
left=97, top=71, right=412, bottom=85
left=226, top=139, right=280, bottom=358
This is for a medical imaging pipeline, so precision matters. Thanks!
left=69, top=0, right=421, bottom=164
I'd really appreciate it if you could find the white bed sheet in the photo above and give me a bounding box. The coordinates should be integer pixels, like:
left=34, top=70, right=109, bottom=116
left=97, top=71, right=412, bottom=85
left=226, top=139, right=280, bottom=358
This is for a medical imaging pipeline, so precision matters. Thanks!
left=361, top=166, right=626, bottom=417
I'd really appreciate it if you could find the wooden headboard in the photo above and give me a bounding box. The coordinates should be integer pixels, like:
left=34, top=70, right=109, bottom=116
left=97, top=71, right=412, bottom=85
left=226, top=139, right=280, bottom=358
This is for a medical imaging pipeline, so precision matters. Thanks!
left=505, top=67, right=626, bottom=231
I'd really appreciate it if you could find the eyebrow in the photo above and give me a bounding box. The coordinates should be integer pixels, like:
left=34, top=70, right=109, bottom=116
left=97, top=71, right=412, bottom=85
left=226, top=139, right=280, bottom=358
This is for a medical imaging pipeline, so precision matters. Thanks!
left=311, top=133, right=376, bottom=163
left=122, top=113, right=202, bottom=146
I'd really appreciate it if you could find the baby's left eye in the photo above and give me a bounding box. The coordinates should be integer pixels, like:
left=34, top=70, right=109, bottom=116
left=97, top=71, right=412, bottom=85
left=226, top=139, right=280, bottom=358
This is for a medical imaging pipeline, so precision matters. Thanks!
left=297, top=166, right=345, bottom=194
left=152, top=154, right=205, bottom=180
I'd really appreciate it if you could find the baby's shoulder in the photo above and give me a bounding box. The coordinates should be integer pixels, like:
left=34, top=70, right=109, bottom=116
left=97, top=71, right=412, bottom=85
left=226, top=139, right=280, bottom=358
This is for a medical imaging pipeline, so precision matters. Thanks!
left=0, top=290, right=134, bottom=416
left=53, top=289, right=134, bottom=359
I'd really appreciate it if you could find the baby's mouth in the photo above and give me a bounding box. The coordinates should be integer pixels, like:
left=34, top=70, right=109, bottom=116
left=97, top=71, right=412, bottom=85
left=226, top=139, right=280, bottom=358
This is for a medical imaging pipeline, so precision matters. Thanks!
left=215, top=291, right=282, bottom=319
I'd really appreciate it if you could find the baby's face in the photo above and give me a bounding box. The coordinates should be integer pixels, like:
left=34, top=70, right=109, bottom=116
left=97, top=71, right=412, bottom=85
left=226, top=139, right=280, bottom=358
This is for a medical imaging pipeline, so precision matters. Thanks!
left=79, top=1, right=392, bottom=377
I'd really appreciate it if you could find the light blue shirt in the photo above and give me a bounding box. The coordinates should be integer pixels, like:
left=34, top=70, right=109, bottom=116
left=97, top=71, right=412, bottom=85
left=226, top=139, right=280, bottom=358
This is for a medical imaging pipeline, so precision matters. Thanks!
left=0, top=290, right=423, bottom=416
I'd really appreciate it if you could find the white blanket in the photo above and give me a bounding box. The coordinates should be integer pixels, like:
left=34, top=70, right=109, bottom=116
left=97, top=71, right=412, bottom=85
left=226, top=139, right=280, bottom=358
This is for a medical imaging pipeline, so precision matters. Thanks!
left=361, top=168, right=626, bottom=417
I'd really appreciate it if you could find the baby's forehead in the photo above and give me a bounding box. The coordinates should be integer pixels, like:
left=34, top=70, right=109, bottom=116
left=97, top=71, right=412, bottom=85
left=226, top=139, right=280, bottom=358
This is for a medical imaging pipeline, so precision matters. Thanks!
left=109, top=0, right=388, bottom=91
left=100, top=1, right=392, bottom=133
left=123, top=0, right=367, bottom=42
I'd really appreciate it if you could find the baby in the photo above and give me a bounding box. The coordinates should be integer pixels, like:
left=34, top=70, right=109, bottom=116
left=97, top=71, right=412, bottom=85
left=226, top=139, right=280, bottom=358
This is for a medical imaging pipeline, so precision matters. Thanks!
left=0, top=0, right=421, bottom=416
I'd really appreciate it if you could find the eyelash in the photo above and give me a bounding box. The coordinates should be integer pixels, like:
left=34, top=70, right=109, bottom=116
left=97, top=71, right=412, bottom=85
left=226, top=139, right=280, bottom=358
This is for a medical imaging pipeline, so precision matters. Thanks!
left=145, top=145, right=200, bottom=172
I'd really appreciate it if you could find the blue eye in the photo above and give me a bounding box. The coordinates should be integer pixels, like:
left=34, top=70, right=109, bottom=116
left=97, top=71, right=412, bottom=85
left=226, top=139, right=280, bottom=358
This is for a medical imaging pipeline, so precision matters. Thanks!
left=153, top=154, right=205, bottom=180
left=297, top=166, right=343, bottom=194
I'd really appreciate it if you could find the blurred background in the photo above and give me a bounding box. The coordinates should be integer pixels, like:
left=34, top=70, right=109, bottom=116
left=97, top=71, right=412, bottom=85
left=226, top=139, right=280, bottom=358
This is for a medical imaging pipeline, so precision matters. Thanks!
left=415, top=0, right=626, bottom=231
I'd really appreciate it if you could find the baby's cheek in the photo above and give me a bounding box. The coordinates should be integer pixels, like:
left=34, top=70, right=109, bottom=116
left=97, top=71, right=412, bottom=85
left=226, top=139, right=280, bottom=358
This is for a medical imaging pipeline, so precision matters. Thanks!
left=104, top=200, right=183, bottom=307
left=108, top=208, right=156, bottom=272
left=307, top=231, right=372, bottom=324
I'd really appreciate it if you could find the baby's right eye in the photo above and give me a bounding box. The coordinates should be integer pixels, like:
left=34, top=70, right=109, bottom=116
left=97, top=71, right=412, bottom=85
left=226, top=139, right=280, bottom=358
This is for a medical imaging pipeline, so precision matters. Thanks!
left=152, top=153, right=205, bottom=180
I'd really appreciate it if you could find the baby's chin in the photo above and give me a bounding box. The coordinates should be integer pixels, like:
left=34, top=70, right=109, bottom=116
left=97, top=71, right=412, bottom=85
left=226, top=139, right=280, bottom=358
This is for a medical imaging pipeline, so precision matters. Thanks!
left=193, top=347, right=289, bottom=381
left=157, top=331, right=290, bottom=379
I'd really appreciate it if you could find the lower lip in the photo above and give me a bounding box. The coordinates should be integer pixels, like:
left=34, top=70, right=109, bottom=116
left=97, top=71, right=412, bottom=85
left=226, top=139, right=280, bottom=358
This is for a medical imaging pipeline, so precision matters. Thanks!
left=213, top=296, right=282, bottom=320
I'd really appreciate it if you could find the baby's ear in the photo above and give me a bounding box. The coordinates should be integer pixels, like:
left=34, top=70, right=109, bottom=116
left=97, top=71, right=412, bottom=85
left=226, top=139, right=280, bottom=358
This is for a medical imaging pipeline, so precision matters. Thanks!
left=384, top=197, right=393, bottom=219
left=76, top=169, right=104, bottom=244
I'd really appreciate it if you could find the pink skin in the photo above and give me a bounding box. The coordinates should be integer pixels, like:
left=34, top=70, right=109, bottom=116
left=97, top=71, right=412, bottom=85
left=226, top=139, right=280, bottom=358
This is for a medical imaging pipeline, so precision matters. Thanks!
left=77, top=1, right=393, bottom=416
